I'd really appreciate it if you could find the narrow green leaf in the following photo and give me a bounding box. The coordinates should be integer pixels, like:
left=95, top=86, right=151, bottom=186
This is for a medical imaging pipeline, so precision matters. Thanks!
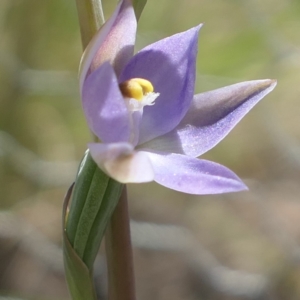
left=73, top=158, right=110, bottom=258
left=66, top=150, right=97, bottom=246
left=83, top=179, right=123, bottom=269
left=75, top=0, right=105, bottom=48
left=64, top=150, right=123, bottom=295
left=63, top=185, right=97, bottom=300
left=65, top=150, right=123, bottom=268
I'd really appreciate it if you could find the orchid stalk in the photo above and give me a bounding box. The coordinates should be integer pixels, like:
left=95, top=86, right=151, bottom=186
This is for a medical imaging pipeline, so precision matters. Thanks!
left=63, top=0, right=276, bottom=299
left=75, top=0, right=105, bottom=48
left=63, top=1, right=144, bottom=300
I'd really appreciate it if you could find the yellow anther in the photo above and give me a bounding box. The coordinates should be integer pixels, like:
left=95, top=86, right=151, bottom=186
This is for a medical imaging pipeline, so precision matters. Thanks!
left=119, top=78, right=154, bottom=101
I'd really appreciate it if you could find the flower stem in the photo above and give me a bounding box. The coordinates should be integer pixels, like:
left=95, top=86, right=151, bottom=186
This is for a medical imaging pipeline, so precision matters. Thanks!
left=105, top=186, right=136, bottom=300
left=75, top=0, right=105, bottom=48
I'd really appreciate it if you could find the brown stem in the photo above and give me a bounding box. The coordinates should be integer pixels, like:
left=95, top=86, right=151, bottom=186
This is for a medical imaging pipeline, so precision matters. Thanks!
left=105, top=186, right=136, bottom=300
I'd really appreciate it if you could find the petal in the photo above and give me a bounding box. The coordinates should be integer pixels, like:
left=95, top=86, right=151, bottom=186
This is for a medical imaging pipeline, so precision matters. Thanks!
left=79, top=0, right=137, bottom=93
left=120, top=25, right=202, bottom=144
left=82, top=62, right=131, bottom=143
left=89, top=143, right=155, bottom=183
left=146, top=152, right=247, bottom=195
left=142, top=79, right=276, bottom=157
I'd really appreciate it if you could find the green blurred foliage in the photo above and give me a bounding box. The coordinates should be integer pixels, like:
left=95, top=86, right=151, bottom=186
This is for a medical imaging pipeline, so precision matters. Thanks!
left=1, top=0, right=300, bottom=299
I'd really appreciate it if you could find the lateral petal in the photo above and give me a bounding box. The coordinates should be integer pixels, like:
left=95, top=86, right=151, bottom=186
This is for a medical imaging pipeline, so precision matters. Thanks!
left=82, top=63, right=131, bottom=143
left=143, top=79, right=276, bottom=157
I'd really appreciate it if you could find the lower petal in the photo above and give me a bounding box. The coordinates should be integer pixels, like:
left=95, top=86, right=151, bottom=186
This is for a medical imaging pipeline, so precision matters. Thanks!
left=146, top=152, right=247, bottom=195
left=89, top=143, right=154, bottom=183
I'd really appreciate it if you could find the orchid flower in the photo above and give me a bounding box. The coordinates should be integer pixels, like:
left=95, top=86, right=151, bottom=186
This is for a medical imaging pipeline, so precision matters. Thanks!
left=79, top=0, right=276, bottom=195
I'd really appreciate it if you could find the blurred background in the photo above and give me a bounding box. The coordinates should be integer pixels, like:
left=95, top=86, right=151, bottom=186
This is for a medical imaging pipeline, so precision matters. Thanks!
left=1, top=0, right=300, bottom=299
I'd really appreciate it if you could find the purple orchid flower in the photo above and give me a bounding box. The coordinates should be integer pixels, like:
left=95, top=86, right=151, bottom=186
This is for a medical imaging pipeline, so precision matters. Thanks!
left=79, top=0, right=276, bottom=195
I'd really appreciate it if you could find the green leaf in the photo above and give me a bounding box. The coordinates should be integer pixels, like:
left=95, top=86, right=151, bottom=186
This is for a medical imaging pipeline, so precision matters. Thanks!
left=73, top=157, right=110, bottom=258
left=133, top=0, right=147, bottom=21
left=75, top=0, right=105, bottom=48
left=66, top=150, right=98, bottom=247
left=83, top=178, right=123, bottom=268
left=63, top=185, right=97, bottom=300
left=65, top=150, right=123, bottom=266
left=63, top=150, right=123, bottom=297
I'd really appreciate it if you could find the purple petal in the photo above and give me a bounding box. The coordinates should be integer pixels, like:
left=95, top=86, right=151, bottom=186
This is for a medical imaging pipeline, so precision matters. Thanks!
left=82, top=63, right=131, bottom=143
left=143, top=79, right=276, bottom=157
left=89, top=143, right=154, bottom=183
left=120, top=25, right=202, bottom=144
left=146, top=152, right=247, bottom=195
left=79, top=0, right=137, bottom=92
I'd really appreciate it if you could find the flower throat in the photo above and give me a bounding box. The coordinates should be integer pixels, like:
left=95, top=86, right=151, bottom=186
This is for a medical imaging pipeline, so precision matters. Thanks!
left=119, top=78, right=160, bottom=112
